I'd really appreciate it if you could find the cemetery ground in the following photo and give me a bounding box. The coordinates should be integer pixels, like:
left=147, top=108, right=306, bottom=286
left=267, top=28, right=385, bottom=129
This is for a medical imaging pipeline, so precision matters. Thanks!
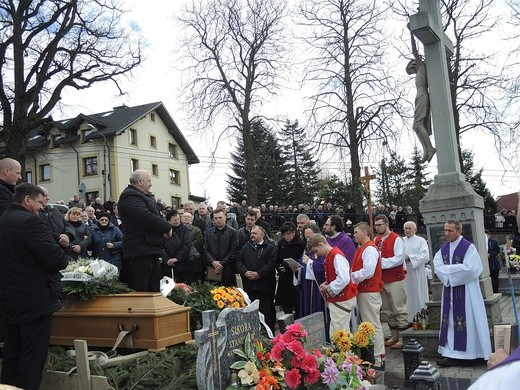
left=0, top=288, right=518, bottom=389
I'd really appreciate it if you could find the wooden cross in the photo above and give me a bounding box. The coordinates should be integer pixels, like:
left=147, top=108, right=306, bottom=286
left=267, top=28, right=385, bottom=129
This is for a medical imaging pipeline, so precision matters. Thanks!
left=359, top=166, right=376, bottom=236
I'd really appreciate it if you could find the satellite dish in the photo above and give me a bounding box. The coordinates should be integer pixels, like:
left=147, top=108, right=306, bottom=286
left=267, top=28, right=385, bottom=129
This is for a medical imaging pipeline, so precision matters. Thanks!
left=78, top=183, right=86, bottom=197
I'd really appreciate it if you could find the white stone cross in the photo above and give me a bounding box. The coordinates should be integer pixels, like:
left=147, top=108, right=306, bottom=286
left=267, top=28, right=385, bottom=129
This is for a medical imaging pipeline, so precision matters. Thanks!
left=410, top=0, right=464, bottom=184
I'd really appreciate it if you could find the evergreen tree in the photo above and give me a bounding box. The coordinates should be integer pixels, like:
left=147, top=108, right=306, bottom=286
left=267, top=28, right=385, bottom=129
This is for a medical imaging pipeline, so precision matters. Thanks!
left=315, top=174, right=354, bottom=207
left=461, top=149, right=497, bottom=211
left=227, top=120, right=289, bottom=205
left=403, top=147, right=433, bottom=212
left=375, top=152, right=408, bottom=207
left=278, top=121, right=321, bottom=205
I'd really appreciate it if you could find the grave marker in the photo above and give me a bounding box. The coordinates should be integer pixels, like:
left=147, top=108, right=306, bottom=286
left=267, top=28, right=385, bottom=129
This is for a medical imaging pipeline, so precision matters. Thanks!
left=296, top=312, right=327, bottom=350
left=195, top=300, right=261, bottom=390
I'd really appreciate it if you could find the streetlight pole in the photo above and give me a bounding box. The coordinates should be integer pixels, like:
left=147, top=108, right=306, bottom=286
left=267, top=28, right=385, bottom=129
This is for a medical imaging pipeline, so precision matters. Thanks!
left=87, top=124, right=108, bottom=201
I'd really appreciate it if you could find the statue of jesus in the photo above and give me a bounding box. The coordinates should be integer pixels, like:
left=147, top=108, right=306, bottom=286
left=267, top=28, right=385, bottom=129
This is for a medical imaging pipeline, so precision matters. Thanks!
left=406, top=29, right=436, bottom=163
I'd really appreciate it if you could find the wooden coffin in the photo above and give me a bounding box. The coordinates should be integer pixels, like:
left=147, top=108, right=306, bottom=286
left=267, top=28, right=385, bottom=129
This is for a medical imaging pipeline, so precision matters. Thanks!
left=51, top=292, right=191, bottom=351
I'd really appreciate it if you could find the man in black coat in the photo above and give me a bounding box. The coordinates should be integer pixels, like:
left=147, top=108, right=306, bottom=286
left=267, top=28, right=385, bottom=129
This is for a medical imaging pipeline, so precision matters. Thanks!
left=0, top=157, right=21, bottom=350
left=38, top=186, right=76, bottom=251
left=486, top=229, right=502, bottom=294
left=118, top=169, right=172, bottom=292
left=0, top=157, right=21, bottom=216
left=236, top=225, right=278, bottom=332
left=205, top=208, right=239, bottom=286
left=0, top=183, right=68, bottom=390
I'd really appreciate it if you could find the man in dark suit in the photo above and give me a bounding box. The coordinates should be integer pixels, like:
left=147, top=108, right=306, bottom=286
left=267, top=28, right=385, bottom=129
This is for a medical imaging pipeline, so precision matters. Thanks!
left=235, top=225, right=277, bottom=332
left=118, top=170, right=172, bottom=292
left=0, top=183, right=68, bottom=390
left=486, top=230, right=502, bottom=294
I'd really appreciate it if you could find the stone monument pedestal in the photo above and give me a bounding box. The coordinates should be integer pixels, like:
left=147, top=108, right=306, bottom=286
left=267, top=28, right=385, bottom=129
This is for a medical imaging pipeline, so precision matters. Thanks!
left=409, top=180, right=503, bottom=356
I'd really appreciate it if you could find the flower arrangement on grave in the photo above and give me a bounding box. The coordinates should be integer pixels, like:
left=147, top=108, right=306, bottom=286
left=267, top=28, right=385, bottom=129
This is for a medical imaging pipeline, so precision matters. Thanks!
left=61, top=258, right=132, bottom=300
left=331, top=322, right=376, bottom=358
left=508, top=254, right=520, bottom=273
left=168, top=281, right=246, bottom=331
left=227, top=322, right=374, bottom=390
left=211, top=286, right=247, bottom=309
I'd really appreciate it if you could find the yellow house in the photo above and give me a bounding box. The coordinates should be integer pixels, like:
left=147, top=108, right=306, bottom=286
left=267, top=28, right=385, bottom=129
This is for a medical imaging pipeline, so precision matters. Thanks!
left=24, top=102, right=200, bottom=208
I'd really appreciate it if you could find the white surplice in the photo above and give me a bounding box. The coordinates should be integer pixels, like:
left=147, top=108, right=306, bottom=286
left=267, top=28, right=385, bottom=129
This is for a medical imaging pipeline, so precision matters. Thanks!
left=403, top=234, right=430, bottom=322
left=433, top=236, right=492, bottom=360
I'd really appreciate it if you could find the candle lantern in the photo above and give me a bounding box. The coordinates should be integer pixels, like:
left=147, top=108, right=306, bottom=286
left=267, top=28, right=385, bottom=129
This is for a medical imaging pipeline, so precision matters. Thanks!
left=410, top=360, right=441, bottom=390
left=402, top=339, right=425, bottom=386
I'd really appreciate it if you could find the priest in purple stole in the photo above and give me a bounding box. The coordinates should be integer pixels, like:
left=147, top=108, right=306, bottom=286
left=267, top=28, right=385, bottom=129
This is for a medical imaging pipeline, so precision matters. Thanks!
left=433, top=219, right=491, bottom=367
left=299, top=225, right=328, bottom=339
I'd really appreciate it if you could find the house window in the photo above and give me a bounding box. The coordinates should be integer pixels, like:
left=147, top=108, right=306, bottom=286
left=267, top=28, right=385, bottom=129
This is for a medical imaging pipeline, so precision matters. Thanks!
left=25, top=171, right=32, bottom=184
left=152, top=164, right=159, bottom=176
left=83, top=156, right=98, bottom=176
left=169, top=169, right=180, bottom=185
left=129, top=128, right=137, bottom=146
left=39, top=164, right=51, bottom=182
left=171, top=196, right=181, bottom=209
left=86, top=191, right=99, bottom=205
left=168, top=143, right=178, bottom=159
left=131, top=158, right=139, bottom=172
left=150, top=113, right=156, bottom=122
left=150, top=135, right=157, bottom=148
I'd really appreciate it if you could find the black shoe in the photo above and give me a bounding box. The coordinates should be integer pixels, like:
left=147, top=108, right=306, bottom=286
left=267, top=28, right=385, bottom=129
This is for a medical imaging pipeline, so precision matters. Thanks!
left=436, top=357, right=462, bottom=367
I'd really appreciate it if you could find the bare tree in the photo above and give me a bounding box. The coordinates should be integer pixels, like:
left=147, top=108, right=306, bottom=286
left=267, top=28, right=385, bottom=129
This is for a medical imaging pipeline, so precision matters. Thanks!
left=178, top=0, right=288, bottom=205
left=441, top=0, right=508, bottom=168
left=298, top=0, right=406, bottom=211
left=505, top=0, right=520, bottom=135
left=0, top=0, right=142, bottom=165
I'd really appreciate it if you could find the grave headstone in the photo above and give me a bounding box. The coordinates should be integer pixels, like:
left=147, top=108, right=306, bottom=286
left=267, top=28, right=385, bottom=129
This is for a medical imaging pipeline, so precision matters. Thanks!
left=295, top=312, right=327, bottom=350
left=276, top=313, right=294, bottom=334
left=194, top=300, right=261, bottom=390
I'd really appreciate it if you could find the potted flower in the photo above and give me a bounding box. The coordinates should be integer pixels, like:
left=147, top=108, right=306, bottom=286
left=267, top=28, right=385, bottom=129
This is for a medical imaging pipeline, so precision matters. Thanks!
left=331, top=322, right=376, bottom=365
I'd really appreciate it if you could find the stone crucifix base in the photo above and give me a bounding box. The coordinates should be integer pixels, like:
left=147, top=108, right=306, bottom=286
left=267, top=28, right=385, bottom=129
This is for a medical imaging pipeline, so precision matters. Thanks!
left=402, top=292, right=503, bottom=357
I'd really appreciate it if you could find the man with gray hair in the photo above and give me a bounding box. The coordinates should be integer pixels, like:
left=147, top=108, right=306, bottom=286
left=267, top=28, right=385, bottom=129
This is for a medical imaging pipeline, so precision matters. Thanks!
left=0, top=157, right=21, bottom=216
left=403, top=221, right=430, bottom=323
left=118, top=169, right=172, bottom=292
left=296, top=213, right=310, bottom=240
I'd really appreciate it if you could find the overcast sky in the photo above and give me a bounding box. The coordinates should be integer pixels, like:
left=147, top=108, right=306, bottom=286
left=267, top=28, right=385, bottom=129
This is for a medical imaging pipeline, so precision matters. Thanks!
left=58, top=0, right=519, bottom=206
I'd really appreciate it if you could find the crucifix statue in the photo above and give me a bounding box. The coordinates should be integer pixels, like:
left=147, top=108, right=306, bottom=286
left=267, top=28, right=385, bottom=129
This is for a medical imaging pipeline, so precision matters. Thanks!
left=409, top=0, right=463, bottom=184
left=411, top=0, right=497, bottom=323
left=406, top=25, right=436, bottom=163
left=359, top=166, right=376, bottom=236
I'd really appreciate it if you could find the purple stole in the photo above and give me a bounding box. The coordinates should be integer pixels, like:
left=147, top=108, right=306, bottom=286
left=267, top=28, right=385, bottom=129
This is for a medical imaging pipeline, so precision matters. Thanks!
left=438, top=238, right=471, bottom=351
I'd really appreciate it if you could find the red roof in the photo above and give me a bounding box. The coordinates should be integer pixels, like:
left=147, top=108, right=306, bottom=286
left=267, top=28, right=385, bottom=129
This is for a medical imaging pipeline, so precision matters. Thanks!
left=496, top=192, right=519, bottom=212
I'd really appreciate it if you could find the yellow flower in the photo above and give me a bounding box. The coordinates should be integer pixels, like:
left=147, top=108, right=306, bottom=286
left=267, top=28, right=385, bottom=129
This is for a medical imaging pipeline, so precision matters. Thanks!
left=216, top=300, right=225, bottom=309
left=213, top=293, right=222, bottom=301
left=353, top=332, right=369, bottom=348
left=232, top=302, right=240, bottom=308
left=358, top=322, right=375, bottom=338
left=238, top=361, right=260, bottom=385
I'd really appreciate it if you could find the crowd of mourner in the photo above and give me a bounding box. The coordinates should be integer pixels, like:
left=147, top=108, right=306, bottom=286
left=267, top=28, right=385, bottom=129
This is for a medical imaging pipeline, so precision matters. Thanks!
left=0, top=159, right=517, bottom=389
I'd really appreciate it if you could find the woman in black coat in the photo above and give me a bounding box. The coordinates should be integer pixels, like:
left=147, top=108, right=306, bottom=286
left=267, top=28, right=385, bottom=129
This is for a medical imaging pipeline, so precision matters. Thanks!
left=64, top=207, right=92, bottom=260
left=163, top=210, right=193, bottom=284
left=274, top=222, right=306, bottom=319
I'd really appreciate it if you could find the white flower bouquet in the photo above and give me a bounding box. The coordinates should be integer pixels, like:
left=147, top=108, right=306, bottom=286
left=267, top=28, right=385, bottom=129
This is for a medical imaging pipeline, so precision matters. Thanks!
left=61, top=258, right=131, bottom=300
